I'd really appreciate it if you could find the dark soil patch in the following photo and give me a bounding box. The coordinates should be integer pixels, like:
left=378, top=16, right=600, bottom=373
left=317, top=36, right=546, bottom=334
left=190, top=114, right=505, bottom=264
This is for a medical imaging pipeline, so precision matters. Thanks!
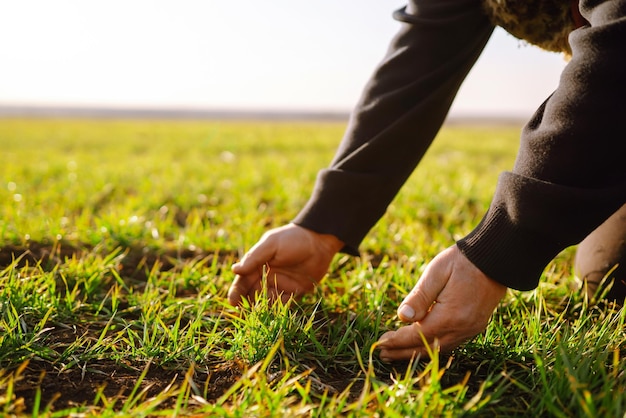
left=0, top=242, right=513, bottom=413
left=0, top=241, right=244, bottom=413
left=0, top=241, right=238, bottom=281
left=10, top=359, right=242, bottom=413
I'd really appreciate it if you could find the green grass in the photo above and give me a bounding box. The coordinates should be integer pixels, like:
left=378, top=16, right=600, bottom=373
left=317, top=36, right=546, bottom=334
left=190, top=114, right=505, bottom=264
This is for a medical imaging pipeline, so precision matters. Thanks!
left=0, top=118, right=624, bottom=416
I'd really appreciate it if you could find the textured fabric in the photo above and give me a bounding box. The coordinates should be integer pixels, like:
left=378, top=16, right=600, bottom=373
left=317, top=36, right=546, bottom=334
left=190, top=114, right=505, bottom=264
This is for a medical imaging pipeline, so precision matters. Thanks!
left=293, top=0, right=626, bottom=291
left=457, top=0, right=626, bottom=289
left=482, top=0, right=575, bottom=53
left=293, top=0, right=495, bottom=255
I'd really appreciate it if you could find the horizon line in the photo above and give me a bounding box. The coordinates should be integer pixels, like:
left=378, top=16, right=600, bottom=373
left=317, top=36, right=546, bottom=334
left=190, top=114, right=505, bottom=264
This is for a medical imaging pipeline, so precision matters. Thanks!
left=0, top=104, right=528, bottom=125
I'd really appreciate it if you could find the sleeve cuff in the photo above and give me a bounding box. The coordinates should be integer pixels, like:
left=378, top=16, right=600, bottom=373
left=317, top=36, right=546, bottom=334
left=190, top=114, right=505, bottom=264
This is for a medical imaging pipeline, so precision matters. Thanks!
left=457, top=172, right=626, bottom=290
left=292, top=168, right=397, bottom=256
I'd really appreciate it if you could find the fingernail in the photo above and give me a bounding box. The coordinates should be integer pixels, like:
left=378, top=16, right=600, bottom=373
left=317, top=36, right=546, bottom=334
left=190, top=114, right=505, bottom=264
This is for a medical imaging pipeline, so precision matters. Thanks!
left=398, top=304, right=415, bottom=320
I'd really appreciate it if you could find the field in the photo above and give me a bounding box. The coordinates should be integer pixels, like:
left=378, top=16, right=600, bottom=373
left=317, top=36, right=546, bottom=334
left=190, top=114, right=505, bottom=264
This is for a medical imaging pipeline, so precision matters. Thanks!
left=0, top=118, right=624, bottom=417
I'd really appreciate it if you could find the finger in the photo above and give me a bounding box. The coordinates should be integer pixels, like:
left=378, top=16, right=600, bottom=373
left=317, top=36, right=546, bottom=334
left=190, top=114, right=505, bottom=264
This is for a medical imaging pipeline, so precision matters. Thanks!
left=379, top=345, right=429, bottom=362
left=398, top=252, right=453, bottom=322
left=229, top=271, right=293, bottom=307
left=227, top=272, right=261, bottom=306
left=376, top=324, right=433, bottom=361
left=265, top=271, right=303, bottom=303
left=231, top=237, right=277, bottom=275
left=383, top=305, right=487, bottom=361
left=280, top=291, right=293, bottom=305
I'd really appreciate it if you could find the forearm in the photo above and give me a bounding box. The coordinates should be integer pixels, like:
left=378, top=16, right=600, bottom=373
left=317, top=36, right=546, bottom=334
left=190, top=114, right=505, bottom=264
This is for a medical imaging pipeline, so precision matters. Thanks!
left=294, top=0, right=494, bottom=254
left=458, top=0, right=626, bottom=290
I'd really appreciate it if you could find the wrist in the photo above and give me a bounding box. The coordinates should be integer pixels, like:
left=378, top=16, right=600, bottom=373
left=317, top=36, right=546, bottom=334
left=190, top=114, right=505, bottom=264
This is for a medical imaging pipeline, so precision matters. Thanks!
left=318, top=232, right=345, bottom=254
left=289, top=223, right=344, bottom=254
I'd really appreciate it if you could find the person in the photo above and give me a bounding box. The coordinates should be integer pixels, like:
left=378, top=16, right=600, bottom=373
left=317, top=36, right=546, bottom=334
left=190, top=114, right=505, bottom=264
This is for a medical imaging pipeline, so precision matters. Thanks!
left=228, top=0, right=626, bottom=362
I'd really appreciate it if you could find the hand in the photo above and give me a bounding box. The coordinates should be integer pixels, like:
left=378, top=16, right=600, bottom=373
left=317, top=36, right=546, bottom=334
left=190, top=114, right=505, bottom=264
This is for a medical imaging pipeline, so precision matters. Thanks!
left=377, top=245, right=507, bottom=361
left=228, top=223, right=344, bottom=305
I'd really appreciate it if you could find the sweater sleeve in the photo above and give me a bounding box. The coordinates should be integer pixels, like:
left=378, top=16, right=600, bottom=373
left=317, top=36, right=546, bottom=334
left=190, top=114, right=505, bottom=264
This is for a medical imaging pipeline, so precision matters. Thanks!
left=457, top=0, right=626, bottom=290
left=293, top=0, right=494, bottom=255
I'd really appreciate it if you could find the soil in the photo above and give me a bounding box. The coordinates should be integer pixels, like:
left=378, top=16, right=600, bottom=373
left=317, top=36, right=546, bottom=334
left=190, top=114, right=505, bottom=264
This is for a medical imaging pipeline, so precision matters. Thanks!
left=0, top=242, right=376, bottom=413
left=0, top=242, right=504, bottom=413
left=0, top=241, right=237, bottom=282
left=10, top=358, right=243, bottom=412
left=0, top=242, right=245, bottom=413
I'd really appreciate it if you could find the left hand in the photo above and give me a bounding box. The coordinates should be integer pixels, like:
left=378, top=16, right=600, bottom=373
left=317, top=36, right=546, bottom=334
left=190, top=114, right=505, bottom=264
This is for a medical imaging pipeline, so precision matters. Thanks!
left=228, top=224, right=343, bottom=305
left=377, top=245, right=507, bottom=361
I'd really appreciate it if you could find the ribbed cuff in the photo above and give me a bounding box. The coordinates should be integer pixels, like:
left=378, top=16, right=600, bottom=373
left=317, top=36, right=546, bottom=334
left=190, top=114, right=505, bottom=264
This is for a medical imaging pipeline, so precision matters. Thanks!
left=457, top=205, right=559, bottom=290
left=457, top=172, right=626, bottom=291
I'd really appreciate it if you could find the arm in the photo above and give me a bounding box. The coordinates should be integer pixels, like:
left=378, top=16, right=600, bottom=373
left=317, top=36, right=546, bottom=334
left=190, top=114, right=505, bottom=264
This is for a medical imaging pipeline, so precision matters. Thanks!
left=379, top=0, right=626, bottom=361
left=293, top=0, right=495, bottom=254
left=229, top=0, right=494, bottom=305
left=457, top=0, right=626, bottom=291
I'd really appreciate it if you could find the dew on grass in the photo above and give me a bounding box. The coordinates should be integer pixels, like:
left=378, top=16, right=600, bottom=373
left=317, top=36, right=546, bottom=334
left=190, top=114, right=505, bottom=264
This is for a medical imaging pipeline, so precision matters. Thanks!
left=7, top=181, right=17, bottom=191
left=13, top=194, right=22, bottom=202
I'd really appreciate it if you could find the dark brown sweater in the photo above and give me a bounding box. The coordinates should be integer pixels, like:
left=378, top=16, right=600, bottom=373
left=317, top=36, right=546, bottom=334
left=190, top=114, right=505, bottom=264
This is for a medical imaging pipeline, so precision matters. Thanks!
left=293, top=0, right=626, bottom=290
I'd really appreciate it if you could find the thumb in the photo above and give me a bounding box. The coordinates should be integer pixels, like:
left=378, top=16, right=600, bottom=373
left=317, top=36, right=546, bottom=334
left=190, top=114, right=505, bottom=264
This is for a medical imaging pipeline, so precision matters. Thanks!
left=397, top=247, right=454, bottom=322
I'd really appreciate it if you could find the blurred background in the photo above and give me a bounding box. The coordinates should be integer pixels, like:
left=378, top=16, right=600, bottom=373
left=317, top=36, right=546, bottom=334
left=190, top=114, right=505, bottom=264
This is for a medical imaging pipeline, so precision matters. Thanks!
left=0, top=0, right=568, bottom=120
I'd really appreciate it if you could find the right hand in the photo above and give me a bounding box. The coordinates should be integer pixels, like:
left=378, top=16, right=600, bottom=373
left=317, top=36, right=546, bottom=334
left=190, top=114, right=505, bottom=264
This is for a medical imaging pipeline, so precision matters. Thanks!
left=228, top=223, right=344, bottom=306
left=376, top=245, right=507, bottom=361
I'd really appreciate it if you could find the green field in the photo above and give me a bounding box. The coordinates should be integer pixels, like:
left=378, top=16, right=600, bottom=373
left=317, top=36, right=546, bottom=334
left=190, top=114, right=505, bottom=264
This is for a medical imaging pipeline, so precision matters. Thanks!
left=0, top=118, right=624, bottom=416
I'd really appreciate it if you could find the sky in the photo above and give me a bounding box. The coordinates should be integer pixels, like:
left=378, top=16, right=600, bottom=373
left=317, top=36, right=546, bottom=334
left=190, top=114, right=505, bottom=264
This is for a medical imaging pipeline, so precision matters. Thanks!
left=0, top=0, right=569, bottom=118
